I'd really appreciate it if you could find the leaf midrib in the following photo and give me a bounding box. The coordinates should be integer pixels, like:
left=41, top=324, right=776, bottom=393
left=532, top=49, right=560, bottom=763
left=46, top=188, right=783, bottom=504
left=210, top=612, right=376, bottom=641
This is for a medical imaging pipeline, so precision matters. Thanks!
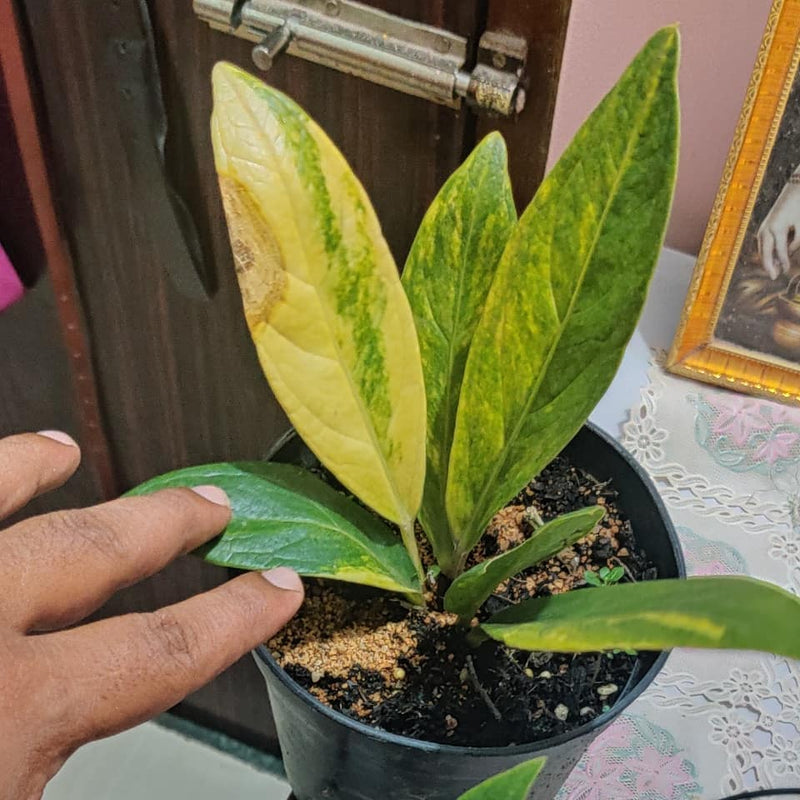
left=225, top=490, right=413, bottom=585
left=229, top=80, right=412, bottom=526
left=457, top=46, right=671, bottom=546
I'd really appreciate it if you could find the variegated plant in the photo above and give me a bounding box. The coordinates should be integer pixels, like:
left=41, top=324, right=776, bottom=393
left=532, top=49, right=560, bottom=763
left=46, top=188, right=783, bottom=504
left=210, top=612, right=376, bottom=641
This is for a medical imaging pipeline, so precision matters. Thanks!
left=132, top=28, right=800, bottom=660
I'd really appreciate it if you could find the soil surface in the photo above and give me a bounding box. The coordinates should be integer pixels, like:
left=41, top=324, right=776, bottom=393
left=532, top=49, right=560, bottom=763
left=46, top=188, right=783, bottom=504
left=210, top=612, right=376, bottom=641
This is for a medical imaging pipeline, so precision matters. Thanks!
left=269, top=455, right=657, bottom=747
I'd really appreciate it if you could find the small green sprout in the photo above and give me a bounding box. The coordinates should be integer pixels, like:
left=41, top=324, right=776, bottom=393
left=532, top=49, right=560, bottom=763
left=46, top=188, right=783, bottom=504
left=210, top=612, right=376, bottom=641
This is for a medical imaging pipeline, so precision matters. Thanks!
left=584, top=565, right=625, bottom=587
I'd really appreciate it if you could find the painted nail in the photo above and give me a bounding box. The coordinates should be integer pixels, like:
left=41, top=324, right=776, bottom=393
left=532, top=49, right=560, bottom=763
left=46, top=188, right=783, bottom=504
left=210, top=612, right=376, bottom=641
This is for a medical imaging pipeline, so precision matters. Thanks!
left=190, top=485, right=231, bottom=507
left=262, top=567, right=303, bottom=592
left=37, top=430, right=78, bottom=447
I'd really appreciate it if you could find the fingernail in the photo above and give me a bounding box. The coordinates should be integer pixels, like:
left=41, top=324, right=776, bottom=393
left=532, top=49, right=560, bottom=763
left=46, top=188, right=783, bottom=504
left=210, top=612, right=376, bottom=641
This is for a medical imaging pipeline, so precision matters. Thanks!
left=262, top=567, right=303, bottom=592
left=37, top=430, right=78, bottom=448
left=190, top=485, right=231, bottom=507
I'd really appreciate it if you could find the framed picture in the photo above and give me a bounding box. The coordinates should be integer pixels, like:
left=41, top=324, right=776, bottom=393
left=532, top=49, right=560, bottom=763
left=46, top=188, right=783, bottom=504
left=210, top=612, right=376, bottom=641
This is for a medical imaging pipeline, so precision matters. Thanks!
left=668, top=0, right=800, bottom=404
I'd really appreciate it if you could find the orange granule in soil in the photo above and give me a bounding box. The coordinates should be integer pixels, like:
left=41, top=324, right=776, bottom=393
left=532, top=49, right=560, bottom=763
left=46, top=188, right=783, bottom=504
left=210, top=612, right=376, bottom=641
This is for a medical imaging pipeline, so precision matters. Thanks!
left=269, top=583, right=458, bottom=683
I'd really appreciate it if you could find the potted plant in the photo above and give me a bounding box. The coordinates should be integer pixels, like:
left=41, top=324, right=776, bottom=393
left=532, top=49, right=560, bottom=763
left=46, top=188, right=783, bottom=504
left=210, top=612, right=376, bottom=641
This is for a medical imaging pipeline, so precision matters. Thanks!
left=132, top=27, right=800, bottom=800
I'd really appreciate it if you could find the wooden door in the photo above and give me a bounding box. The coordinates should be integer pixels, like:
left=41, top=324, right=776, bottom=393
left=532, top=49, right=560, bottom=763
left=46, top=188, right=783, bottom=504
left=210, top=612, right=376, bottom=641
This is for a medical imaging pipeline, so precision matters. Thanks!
left=9, top=0, right=571, bottom=750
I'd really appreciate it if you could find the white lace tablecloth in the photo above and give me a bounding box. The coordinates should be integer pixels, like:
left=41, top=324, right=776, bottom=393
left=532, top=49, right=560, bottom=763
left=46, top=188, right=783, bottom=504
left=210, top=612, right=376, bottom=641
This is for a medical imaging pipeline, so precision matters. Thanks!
left=556, top=351, right=800, bottom=799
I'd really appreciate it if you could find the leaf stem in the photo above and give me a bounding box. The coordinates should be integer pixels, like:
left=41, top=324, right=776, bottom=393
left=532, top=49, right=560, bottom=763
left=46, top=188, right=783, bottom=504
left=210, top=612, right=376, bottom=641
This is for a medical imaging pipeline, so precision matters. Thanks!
left=436, top=548, right=460, bottom=580
left=403, top=590, right=426, bottom=606
left=466, top=625, right=489, bottom=648
left=400, top=518, right=426, bottom=595
left=443, top=546, right=469, bottom=580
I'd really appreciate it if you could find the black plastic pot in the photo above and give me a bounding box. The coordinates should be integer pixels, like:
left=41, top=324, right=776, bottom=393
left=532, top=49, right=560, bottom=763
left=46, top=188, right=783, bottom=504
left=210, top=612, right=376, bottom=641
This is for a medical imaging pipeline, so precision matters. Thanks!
left=254, top=423, right=684, bottom=800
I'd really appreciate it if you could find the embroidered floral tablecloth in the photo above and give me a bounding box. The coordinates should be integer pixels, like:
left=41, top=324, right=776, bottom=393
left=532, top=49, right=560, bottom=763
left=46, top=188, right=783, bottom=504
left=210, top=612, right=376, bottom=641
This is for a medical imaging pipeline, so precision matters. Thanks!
left=557, top=354, right=800, bottom=800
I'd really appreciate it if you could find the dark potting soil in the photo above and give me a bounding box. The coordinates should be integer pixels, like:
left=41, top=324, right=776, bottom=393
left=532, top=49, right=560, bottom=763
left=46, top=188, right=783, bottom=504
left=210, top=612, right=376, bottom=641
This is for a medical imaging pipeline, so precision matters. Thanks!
left=269, top=455, right=658, bottom=747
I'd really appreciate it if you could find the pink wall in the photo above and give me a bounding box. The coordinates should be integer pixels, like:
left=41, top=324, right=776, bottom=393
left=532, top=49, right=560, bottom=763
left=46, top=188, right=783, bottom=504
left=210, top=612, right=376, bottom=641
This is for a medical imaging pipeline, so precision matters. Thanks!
left=546, top=0, right=773, bottom=255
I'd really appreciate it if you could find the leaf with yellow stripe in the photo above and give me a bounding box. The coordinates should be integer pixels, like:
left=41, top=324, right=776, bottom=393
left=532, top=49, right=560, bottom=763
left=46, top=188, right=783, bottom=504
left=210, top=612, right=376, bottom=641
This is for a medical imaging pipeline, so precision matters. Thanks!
left=210, top=63, right=426, bottom=573
left=481, top=577, right=800, bottom=659
left=445, top=28, right=680, bottom=562
left=402, top=133, right=516, bottom=575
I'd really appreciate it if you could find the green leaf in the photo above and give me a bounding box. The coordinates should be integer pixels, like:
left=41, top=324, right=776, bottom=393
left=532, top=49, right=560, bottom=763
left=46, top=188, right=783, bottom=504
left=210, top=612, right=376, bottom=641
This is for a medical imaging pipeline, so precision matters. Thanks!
left=584, top=570, right=602, bottom=587
left=128, top=462, right=422, bottom=596
left=606, top=566, right=625, bottom=583
left=481, top=576, right=800, bottom=659
left=445, top=27, right=680, bottom=559
left=444, top=506, right=604, bottom=618
left=458, top=758, right=545, bottom=800
left=210, top=63, right=426, bottom=573
left=402, top=133, right=516, bottom=574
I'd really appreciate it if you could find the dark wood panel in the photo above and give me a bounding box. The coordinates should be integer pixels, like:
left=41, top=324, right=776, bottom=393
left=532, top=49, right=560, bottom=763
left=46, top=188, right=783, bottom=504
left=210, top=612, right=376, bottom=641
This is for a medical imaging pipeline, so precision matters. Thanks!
left=152, top=0, right=481, bottom=265
left=22, top=0, right=480, bottom=484
left=1, top=0, right=113, bottom=509
left=0, top=278, right=102, bottom=517
left=18, top=0, right=481, bottom=747
left=479, top=0, right=573, bottom=209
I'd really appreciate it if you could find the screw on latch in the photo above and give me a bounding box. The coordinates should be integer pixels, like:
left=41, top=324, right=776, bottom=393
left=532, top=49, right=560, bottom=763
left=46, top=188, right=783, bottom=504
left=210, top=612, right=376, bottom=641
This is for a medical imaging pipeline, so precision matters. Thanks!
left=454, top=64, right=525, bottom=117
left=454, top=31, right=528, bottom=117
left=252, top=22, right=293, bottom=71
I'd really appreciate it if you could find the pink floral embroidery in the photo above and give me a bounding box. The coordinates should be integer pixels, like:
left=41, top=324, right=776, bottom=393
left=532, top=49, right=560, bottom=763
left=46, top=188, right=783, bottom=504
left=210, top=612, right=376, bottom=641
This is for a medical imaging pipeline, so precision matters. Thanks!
left=592, top=722, right=634, bottom=752
left=558, top=714, right=701, bottom=800
left=754, top=431, right=799, bottom=465
left=561, top=758, right=627, bottom=800
left=693, top=392, right=800, bottom=473
left=631, top=747, right=693, bottom=795
left=768, top=405, right=800, bottom=426
left=679, top=526, right=747, bottom=577
left=710, top=396, right=770, bottom=446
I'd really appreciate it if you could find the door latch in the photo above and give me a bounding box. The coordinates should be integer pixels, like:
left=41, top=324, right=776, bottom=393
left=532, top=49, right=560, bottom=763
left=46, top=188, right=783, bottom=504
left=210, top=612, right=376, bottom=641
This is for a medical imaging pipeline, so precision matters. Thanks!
left=194, top=0, right=528, bottom=117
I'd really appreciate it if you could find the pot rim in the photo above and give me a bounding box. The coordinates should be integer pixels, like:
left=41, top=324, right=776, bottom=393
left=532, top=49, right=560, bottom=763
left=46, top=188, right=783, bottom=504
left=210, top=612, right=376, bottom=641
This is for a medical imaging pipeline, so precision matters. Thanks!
left=255, top=421, right=685, bottom=758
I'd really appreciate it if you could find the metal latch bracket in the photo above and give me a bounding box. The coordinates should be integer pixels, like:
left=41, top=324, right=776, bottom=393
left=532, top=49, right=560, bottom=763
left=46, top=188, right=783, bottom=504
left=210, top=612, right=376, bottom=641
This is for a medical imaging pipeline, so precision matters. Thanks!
left=194, top=0, right=527, bottom=117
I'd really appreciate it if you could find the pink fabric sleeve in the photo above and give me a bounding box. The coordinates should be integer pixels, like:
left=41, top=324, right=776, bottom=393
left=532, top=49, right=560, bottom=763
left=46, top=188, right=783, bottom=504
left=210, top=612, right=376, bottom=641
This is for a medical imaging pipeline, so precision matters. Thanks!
left=0, top=242, right=24, bottom=312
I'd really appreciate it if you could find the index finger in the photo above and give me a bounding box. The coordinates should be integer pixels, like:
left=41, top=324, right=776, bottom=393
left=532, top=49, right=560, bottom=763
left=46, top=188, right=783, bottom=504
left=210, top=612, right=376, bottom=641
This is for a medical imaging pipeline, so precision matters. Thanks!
left=0, top=487, right=231, bottom=632
left=0, top=431, right=81, bottom=519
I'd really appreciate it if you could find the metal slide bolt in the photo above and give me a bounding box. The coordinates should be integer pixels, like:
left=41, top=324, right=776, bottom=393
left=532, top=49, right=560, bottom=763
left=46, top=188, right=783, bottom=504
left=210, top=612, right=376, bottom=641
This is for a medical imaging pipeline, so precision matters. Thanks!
left=252, top=22, right=293, bottom=71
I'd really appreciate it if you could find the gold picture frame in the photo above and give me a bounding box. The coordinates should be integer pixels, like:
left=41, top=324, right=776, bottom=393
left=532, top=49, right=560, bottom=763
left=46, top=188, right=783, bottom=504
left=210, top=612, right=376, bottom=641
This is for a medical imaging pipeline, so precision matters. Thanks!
left=667, top=0, right=800, bottom=404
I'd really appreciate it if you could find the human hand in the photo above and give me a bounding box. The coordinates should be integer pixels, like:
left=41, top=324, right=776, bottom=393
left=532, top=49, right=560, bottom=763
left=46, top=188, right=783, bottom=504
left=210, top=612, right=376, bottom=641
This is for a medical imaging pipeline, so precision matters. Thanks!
left=0, top=431, right=304, bottom=800
left=758, top=178, right=800, bottom=279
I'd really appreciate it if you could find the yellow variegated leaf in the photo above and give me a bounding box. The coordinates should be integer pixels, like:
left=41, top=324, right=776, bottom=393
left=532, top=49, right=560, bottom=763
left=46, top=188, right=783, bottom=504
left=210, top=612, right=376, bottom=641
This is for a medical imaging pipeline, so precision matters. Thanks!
left=210, top=63, right=426, bottom=569
left=446, top=29, right=679, bottom=560
left=482, top=577, right=800, bottom=658
left=403, top=133, right=516, bottom=575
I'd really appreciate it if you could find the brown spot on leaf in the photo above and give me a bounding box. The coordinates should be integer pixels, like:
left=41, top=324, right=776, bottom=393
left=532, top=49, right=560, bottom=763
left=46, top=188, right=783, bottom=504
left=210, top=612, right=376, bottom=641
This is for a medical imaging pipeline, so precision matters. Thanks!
left=218, top=174, right=286, bottom=327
